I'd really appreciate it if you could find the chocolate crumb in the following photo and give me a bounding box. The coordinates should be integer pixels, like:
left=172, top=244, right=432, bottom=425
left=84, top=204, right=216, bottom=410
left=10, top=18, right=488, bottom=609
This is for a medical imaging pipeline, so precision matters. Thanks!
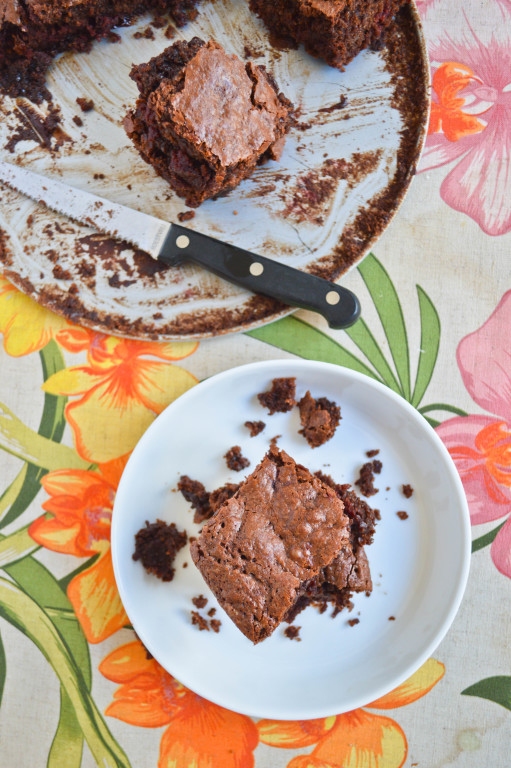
left=366, top=449, right=380, bottom=458
left=182, top=562, right=188, bottom=568
left=73, top=115, right=83, bottom=127
left=177, top=210, right=195, bottom=222
left=210, top=619, right=222, bottom=633
left=133, top=520, right=187, bottom=581
left=298, top=391, right=341, bottom=447
left=355, top=461, right=381, bottom=497
left=388, top=616, right=396, bottom=621
left=192, top=595, right=208, bottom=609
left=191, top=611, right=209, bottom=631
left=284, top=625, right=301, bottom=641
left=257, top=377, right=296, bottom=414
left=244, top=420, right=265, bottom=437
left=224, top=446, right=250, bottom=472
left=402, top=484, right=414, bottom=498
left=397, top=511, right=409, bottom=520
left=76, top=97, right=94, bottom=112
left=348, top=618, right=360, bottom=627
left=269, top=435, right=281, bottom=450
left=207, top=607, right=216, bottom=617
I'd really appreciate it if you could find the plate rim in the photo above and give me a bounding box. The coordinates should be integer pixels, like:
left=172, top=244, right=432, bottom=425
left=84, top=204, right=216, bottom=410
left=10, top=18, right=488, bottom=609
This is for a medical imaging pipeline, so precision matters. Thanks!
left=112, top=358, right=471, bottom=719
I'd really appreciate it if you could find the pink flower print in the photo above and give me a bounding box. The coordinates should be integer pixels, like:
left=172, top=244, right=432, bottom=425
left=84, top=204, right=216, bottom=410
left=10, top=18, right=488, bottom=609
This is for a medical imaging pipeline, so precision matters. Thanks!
left=436, top=291, right=511, bottom=578
left=418, top=11, right=511, bottom=235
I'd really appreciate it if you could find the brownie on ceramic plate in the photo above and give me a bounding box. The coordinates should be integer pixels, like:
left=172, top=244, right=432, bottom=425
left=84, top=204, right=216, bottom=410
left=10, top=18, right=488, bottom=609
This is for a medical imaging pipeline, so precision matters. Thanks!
left=190, top=446, right=351, bottom=643
left=124, top=37, right=293, bottom=206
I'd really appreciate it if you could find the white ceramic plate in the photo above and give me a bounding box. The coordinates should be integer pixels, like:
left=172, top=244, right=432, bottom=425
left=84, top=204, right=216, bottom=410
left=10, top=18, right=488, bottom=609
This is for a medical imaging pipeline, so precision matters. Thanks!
left=112, top=359, right=470, bottom=719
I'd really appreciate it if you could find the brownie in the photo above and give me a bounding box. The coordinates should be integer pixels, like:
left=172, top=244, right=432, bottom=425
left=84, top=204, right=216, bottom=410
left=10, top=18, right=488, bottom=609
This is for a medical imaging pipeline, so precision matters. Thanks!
left=245, top=420, right=266, bottom=437
left=224, top=445, right=250, bottom=472
left=0, top=0, right=200, bottom=101
left=190, top=447, right=350, bottom=643
left=298, top=391, right=341, bottom=447
left=125, top=38, right=293, bottom=207
left=177, top=475, right=240, bottom=523
left=249, top=0, right=409, bottom=70
left=133, top=519, right=187, bottom=581
left=355, top=459, right=382, bottom=497
left=257, top=377, right=296, bottom=414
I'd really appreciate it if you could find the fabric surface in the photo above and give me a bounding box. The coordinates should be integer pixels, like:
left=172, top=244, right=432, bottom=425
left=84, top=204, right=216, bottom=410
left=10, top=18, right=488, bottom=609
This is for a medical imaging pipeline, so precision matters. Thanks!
left=0, top=0, right=510, bottom=766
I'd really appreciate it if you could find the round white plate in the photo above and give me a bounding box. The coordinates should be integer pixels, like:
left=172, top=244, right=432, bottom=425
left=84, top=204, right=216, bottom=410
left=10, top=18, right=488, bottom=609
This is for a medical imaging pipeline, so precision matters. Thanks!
left=112, top=359, right=470, bottom=719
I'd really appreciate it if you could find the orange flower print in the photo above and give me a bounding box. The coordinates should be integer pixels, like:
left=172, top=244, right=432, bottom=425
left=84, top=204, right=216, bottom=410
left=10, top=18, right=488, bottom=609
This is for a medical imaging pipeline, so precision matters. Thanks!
left=428, top=63, right=486, bottom=142
left=100, top=641, right=259, bottom=768
left=0, top=274, right=90, bottom=356
left=258, top=659, right=445, bottom=768
left=29, top=458, right=129, bottom=643
left=42, top=334, right=198, bottom=463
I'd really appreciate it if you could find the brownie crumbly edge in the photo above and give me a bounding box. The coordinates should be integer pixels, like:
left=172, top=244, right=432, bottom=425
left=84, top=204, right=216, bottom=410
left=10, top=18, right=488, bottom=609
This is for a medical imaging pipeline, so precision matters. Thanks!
left=133, top=519, right=187, bottom=581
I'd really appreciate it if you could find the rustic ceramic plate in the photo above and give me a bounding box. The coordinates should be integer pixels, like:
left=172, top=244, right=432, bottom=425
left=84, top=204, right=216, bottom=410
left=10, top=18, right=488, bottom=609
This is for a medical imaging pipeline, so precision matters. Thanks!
left=111, top=360, right=471, bottom=719
left=0, top=2, right=429, bottom=340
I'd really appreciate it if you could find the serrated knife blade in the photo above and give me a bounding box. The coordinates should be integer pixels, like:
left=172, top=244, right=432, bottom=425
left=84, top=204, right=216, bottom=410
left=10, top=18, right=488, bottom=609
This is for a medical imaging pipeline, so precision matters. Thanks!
left=0, top=160, right=171, bottom=259
left=0, top=160, right=361, bottom=329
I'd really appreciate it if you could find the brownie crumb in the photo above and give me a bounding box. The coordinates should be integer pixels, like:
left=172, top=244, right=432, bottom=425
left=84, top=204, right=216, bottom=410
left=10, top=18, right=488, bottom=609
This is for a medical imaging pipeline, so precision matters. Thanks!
left=366, top=449, right=380, bottom=458
left=355, top=461, right=381, bottom=497
left=133, top=520, right=187, bottom=581
left=388, top=615, right=396, bottom=621
left=244, top=420, right=266, bottom=437
left=73, top=115, right=83, bottom=127
left=224, top=446, right=250, bottom=472
left=315, top=471, right=378, bottom=546
left=298, top=391, right=341, bottom=447
left=76, top=97, right=94, bottom=112
left=178, top=476, right=240, bottom=523
left=348, top=618, right=360, bottom=627
left=207, top=607, right=216, bottom=617
left=284, top=625, right=301, bottom=641
left=402, top=484, right=414, bottom=498
left=192, top=595, right=208, bottom=609
left=182, top=562, right=188, bottom=568
left=178, top=475, right=210, bottom=523
left=177, top=210, right=196, bottom=222
left=191, top=611, right=209, bottom=631
left=397, top=511, right=409, bottom=520
left=269, top=435, right=281, bottom=450
left=257, top=377, right=296, bottom=414
left=210, top=619, right=222, bottom=633
left=374, top=509, right=381, bottom=520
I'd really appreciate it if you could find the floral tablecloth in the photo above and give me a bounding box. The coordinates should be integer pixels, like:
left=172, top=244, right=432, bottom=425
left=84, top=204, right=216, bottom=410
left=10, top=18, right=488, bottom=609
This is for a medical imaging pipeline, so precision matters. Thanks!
left=0, top=0, right=510, bottom=766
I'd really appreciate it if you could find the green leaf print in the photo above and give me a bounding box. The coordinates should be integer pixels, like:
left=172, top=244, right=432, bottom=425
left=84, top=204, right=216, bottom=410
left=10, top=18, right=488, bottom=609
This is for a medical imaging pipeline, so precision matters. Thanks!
left=48, top=689, right=84, bottom=768
left=462, top=676, right=511, bottom=712
left=358, top=254, right=411, bottom=400
left=0, top=577, right=131, bottom=768
left=0, top=341, right=68, bottom=530
left=411, top=287, right=441, bottom=407
left=471, top=520, right=507, bottom=553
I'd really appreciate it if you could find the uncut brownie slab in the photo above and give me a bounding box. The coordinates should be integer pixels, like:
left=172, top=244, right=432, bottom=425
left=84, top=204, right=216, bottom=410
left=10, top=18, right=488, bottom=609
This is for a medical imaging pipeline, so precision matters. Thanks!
left=190, top=447, right=350, bottom=643
left=0, top=0, right=200, bottom=100
left=124, top=38, right=293, bottom=207
left=249, top=0, right=409, bottom=70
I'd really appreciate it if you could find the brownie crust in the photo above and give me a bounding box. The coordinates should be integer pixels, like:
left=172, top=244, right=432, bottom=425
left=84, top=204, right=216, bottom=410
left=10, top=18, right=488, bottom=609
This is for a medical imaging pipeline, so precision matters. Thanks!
left=250, top=0, right=409, bottom=70
left=190, top=447, right=350, bottom=643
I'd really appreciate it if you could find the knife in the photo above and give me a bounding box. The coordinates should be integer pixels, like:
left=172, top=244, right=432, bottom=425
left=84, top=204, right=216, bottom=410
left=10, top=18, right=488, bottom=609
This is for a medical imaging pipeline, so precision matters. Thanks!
left=0, top=161, right=360, bottom=329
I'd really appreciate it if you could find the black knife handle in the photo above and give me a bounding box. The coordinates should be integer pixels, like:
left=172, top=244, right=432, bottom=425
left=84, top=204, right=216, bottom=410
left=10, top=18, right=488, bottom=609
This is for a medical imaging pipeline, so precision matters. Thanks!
left=159, top=224, right=360, bottom=329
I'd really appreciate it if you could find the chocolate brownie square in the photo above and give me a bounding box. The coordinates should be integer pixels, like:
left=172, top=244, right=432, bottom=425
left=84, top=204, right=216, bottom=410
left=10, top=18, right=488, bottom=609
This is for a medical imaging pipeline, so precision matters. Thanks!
left=124, top=38, right=293, bottom=207
left=249, top=0, right=409, bottom=70
left=190, top=447, right=350, bottom=643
